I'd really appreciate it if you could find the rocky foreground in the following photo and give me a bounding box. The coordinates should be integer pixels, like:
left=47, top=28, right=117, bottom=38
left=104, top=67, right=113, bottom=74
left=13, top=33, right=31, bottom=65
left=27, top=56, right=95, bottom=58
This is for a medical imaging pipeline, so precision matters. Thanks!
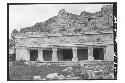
left=9, top=61, right=114, bottom=80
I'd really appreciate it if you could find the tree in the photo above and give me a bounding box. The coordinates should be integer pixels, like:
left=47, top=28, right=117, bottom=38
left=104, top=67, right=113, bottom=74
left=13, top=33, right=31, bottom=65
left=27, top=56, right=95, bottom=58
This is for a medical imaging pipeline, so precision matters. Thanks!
left=9, top=39, right=14, bottom=48
left=11, top=29, right=18, bottom=37
left=10, top=29, right=18, bottom=48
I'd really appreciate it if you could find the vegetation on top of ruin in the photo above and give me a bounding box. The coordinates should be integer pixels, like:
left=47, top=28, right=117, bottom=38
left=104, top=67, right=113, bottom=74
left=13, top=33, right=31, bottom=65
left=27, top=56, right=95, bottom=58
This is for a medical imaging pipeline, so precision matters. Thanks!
left=11, top=5, right=113, bottom=37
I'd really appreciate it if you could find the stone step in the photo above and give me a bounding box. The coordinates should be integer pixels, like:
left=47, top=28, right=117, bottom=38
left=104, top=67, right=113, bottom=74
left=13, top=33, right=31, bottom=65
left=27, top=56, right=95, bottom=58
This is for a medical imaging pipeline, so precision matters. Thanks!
left=28, top=61, right=114, bottom=66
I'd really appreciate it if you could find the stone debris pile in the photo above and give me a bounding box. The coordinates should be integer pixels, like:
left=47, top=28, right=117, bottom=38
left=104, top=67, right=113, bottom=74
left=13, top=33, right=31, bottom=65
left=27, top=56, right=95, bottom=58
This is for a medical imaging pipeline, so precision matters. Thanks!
left=32, top=65, right=114, bottom=80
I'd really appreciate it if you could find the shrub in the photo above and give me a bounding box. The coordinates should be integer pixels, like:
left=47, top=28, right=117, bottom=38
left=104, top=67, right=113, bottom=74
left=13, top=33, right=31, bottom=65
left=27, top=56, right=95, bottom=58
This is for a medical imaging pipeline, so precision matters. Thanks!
left=80, top=73, right=89, bottom=79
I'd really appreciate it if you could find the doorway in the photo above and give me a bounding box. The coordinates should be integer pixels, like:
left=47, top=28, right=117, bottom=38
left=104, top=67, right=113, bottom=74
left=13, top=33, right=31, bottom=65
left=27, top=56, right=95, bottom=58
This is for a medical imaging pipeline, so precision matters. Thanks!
left=93, top=47, right=104, bottom=60
left=43, top=50, right=52, bottom=61
left=30, top=50, right=38, bottom=61
left=77, top=48, right=88, bottom=61
left=62, top=49, right=73, bottom=61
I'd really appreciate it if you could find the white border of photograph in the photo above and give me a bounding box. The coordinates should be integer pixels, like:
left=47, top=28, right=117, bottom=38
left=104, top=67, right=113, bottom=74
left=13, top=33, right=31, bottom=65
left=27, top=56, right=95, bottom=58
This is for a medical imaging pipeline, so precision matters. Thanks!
left=0, top=0, right=124, bottom=83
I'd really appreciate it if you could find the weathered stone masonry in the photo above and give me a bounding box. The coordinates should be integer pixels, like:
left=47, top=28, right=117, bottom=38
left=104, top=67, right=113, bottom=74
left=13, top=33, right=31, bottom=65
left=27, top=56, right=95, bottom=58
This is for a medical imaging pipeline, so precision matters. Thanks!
left=14, top=6, right=114, bottom=62
left=15, top=32, right=114, bottom=62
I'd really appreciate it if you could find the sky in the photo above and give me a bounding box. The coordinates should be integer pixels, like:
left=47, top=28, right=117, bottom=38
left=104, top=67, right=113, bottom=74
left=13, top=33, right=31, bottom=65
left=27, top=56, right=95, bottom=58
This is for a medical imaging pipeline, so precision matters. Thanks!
left=9, top=4, right=105, bottom=36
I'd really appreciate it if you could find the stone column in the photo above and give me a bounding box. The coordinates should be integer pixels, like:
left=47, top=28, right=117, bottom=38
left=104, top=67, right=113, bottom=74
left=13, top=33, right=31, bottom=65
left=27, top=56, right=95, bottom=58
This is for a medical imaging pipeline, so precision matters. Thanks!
left=52, top=47, right=58, bottom=61
left=27, top=50, right=30, bottom=61
left=37, top=49, right=44, bottom=62
left=88, top=46, right=94, bottom=60
left=72, top=47, right=78, bottom=61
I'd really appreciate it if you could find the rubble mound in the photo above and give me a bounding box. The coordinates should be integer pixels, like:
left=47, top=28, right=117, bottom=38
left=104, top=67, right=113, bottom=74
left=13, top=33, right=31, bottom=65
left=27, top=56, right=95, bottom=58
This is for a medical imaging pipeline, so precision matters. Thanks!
left=12, top=5, right=113, bottom=36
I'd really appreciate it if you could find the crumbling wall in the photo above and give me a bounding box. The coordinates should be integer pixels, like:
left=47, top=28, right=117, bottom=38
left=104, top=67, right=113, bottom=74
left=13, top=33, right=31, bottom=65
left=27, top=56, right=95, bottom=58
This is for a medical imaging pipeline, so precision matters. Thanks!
left=16, top=48, right=29, bottom=61
left=105, top=45, right=114, bottom=61
left=15, top=33, right=113, bottom=47
left=86, top=34, right=113, bottom=42
left=80, top=61, right=114, bottom=79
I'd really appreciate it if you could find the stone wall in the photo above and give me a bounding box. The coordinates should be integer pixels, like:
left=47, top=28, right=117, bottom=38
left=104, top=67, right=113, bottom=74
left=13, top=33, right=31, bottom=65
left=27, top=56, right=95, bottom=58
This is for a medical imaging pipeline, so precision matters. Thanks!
left=15, top=33, right=113, bottom=47
left=16, top=48, right=29, bottom=61
left=105, top=45, right=114, bottom=61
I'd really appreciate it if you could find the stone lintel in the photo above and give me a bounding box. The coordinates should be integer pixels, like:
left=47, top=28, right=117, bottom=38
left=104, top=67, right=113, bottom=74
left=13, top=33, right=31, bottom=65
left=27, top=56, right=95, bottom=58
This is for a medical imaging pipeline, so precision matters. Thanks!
left=52, top=47, right=57, bottom=51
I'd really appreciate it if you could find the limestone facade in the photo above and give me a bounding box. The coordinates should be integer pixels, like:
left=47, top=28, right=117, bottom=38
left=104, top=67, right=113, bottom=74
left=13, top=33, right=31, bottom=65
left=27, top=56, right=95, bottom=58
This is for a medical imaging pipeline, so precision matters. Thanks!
left=15, top=32, right=114, bottom=62
left=14, top=6, right=114, bottom=62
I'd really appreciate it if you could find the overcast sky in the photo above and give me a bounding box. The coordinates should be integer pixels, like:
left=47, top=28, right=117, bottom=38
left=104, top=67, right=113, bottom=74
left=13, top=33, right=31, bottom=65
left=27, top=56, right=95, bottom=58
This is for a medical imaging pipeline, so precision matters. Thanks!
left=9, top=4, right=105, bottom=35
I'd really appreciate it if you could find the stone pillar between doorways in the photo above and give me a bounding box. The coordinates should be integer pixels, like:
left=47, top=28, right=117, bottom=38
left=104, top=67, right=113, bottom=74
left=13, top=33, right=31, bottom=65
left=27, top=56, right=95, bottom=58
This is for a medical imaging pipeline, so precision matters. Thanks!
left=72, top=47, right=78, bottom=61
left=88, top=46, right=94, bottom=60
left=52, top=47, right=58, bottom=61
left=37, top=49, right=44, bottom=62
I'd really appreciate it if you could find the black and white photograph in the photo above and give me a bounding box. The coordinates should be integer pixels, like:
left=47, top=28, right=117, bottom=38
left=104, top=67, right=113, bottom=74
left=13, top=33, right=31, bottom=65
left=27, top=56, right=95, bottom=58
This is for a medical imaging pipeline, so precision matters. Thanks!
left=7, top=3, right=117, bottom=81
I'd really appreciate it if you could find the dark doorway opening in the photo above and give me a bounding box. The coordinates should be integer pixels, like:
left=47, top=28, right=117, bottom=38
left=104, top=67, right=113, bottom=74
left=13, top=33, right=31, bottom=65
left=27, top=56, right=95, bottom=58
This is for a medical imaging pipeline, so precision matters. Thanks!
left=30, top=50, right=38, bottom=61
left=43, top=50, right=52, bottom=61
left=57, top=49, right=63, bottom=61
left=77, top=48, right=88, bottom=61
left=63, top=49, right=73, bottom=61
left=93, top=48, right=104, bottom=60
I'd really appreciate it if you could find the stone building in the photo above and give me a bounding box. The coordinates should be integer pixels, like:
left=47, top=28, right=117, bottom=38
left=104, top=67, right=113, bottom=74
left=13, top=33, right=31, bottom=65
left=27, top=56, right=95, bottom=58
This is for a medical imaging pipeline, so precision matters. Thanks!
left=14, top=6, right=114, bottom=62
left=15, top=30, right=114, bottom=62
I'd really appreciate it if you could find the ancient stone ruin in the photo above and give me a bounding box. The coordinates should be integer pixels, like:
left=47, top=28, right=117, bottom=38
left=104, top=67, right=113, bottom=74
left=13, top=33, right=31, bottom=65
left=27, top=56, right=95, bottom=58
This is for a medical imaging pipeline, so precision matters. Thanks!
left=13, top=5, right=114, bottom=62
left=8, top=4, right=116, bottom=80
